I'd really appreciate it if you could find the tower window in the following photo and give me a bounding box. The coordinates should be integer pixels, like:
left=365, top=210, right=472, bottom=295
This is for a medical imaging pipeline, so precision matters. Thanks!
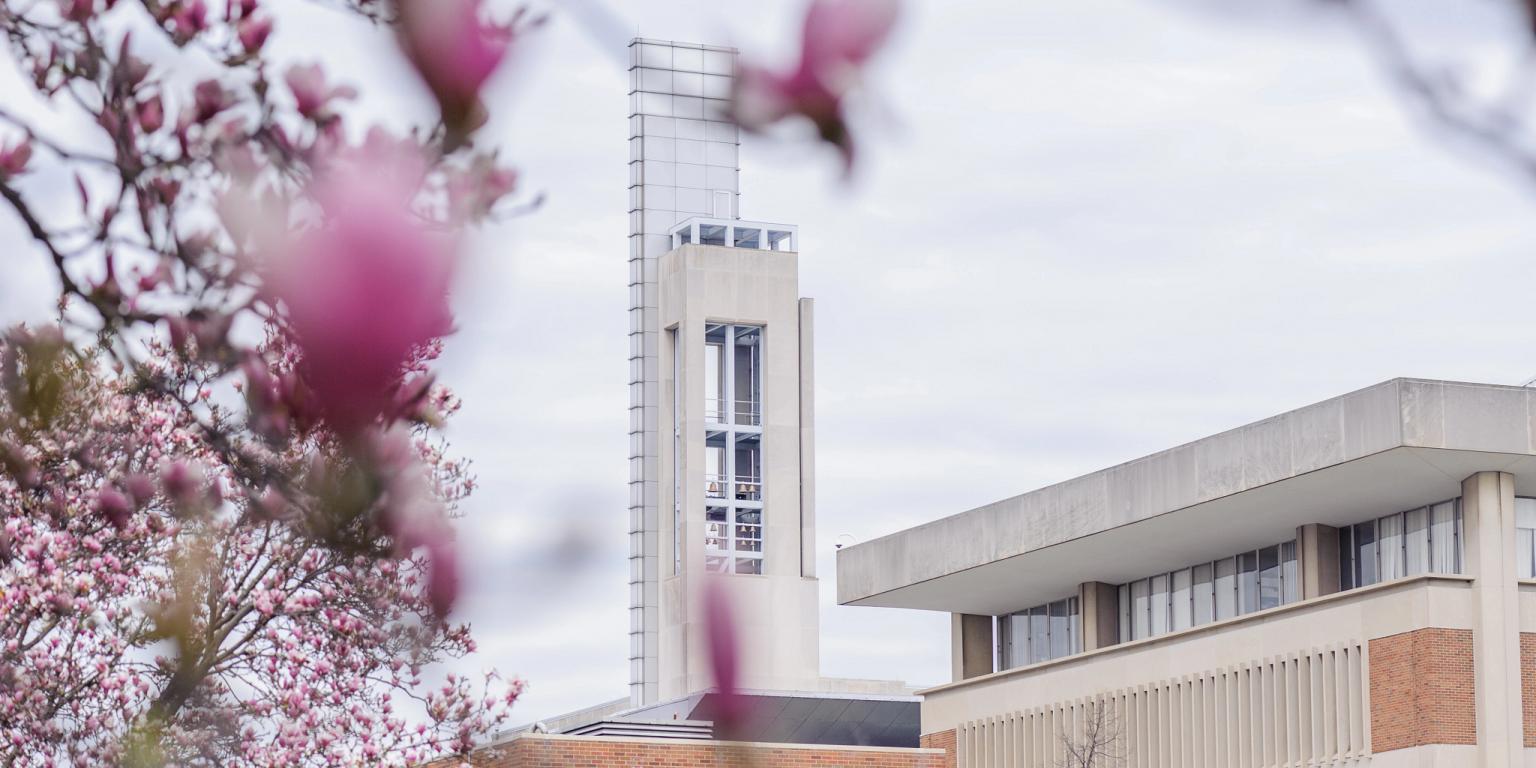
left=702, top=322, right=765, bottom=575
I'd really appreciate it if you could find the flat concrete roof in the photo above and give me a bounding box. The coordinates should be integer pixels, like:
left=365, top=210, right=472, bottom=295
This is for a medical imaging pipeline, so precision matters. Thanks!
left=836, top=378, right=1536, bottom=616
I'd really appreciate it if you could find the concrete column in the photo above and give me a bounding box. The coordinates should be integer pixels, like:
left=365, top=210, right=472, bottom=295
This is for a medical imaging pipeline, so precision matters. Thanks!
left=1462, top=471, right=1523, bottom=768
left=798, top=298, right=815, bottom=579
left=1296, top=524, right=1340, bottom=599
left=1079, top=582, right=1120, bottom=651
left=951, top=613, right=994, bottom=682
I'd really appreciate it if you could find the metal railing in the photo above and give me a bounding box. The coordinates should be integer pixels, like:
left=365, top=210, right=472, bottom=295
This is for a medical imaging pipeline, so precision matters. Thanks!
left=705, top=474, right=728, bottom=499
left=734, top=475, right=761, bottom=501
left=733, top=399, right=761, bottom=426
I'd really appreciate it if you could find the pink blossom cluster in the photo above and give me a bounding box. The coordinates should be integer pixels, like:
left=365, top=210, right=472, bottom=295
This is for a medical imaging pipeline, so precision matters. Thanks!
left=733, top=0, right=900, bottom=169
left=0, top=334, right=518, bottom=767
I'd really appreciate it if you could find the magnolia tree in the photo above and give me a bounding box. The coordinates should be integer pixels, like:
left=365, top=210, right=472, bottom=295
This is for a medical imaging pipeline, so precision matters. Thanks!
left=0, top=0, right=897, bottom=763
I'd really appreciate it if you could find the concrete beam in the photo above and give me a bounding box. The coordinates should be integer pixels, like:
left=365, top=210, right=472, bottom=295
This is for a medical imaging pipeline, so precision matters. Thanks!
left=838, top=379, right=1536, bottom=615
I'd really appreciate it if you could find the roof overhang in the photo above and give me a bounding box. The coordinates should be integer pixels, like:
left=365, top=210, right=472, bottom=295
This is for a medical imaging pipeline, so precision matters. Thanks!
left=836, top=378, right=1536, bottom=616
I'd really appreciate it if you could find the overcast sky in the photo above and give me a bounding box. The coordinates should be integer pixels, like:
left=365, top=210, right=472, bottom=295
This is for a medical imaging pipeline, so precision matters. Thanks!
left=6, top=0, right=1536, bottom=728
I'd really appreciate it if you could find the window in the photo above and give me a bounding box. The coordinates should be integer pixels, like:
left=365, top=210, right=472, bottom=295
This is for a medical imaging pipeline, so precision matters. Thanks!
left=699, top=224, right=726, bottom=246
left=1520, top=498, right=1536, bottom=579
left=733, top=227, right=760, bottom=249
left=1120, top=540, right=1299, bottom=642
left=704, top=342, right=723, bottom=422
left=1338, top=499, right=1461, bottom=590
left=767, top=230, right=792, bottom=251
left=999, top=597, right=1080, bottom=670
left=702, top=323, right=764, bottom=575
left=732, top=326, right=761, bottom=426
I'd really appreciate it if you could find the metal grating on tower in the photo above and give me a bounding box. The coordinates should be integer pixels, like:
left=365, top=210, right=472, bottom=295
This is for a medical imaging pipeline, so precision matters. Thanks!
left=626, top=38, right=741, bottom=708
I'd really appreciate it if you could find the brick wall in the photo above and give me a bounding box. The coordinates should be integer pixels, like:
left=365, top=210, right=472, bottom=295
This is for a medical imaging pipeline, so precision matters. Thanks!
left=1369, top=627, right=1476, bottom=752
left=1522, top=632, right=1536, bottom=747
left=449, top=733, right=947, bottom=768
left=919, top=729, right=955, bottom=768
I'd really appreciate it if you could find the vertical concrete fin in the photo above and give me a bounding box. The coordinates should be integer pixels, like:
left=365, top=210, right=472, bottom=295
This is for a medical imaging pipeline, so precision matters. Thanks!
left=798, top=297, right=815, bottom=579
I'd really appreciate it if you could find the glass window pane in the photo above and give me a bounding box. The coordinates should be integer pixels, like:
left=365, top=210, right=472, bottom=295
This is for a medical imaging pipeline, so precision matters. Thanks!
left=1517, top=499, right=1536, bottom=579
left=1238, top=552, right=1260, bottom=615
left=1150, top=574, right=1170, bottom=637
left=704, top=343, right=723, bottom=421
left=1049, top=600, right=1070, bottom=660
left=1379, top=513, right=1404, bottom=581
left=1430, top=501, right=1457, bottom=574
left=1068, top=597, right=1081, bottom=655
left=1008, top=614, right=1028, bottom=670
left=1258, top=545, right=1281, bottom=611
left=732, top=227, right=760, bottom=249
left=1132, top=579, right=1150, bottom=640
left=1405, top=507, right=1429, bottom=576
left=699, top=224, right=726, bottom=246
left=1030, top=607, right=1049, bottom=664
left=1355, top=521, right=1378, bottom=587
left=1519, top=497, right=1536, bottom=530
left=1171, top=568, right=1193, bottom=631
left=1338, top=524, right=1355, bottom=591
left=735, top=558, right=761, bottom=575
left=1192, top=563, right=1215, bottom=625
left=1281, top=541, right=1298, bottom=605
left=1119, top=584, right=1131, bottom=644
left=1215, top=558, right=1237, bottom=621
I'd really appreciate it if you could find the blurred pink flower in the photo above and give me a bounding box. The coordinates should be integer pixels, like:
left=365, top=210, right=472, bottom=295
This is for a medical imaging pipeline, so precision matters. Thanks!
left=703, top=577, right=746, bottom=733
left=238, top=15, right=273, bottom=52
left=92, top=484, right=131, bottom=529
left=369, top=426, right=459, bottom=615
left=733, top=0, right=898, bottom=169
left=395, top=0, right=511, bottom=130
left=192, top=79, right=233, bottom=123
left=172, top=0, right=208, bottom=36
left=136, top=95, right=164, bottom=133
left=0, top=138, right=32, bottom=178
left=264, top=138, right=454, bottom=436
left=285, top=63, right=356, bottom=122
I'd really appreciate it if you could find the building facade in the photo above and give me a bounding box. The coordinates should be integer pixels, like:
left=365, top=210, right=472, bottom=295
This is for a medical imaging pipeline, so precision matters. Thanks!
left=838, top=378, right=1536, bottom=767
left=627, top=37, right=745, bottom=707
left=627, top=38, right=839, bottom=709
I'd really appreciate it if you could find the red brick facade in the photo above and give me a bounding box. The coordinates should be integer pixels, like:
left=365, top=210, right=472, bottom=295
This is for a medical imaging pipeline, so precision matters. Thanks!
left=918, top=730, right=955, bottom=768
left=1369, top=628, right=1476, bottom=752
left=450, top=733, right=946, bottom=768
left=1522, top=632, right=1536, bottom=747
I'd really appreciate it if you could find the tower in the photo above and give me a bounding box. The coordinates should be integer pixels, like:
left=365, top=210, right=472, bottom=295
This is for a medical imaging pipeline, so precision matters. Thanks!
left=627, top=38, right=820, bottom=708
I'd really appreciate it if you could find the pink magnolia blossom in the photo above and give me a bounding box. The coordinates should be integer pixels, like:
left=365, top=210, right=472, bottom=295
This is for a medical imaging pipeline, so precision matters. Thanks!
left=264, top=137, right=455, bottom=436
left=239, top=15, right=273, bottom=52
left=136, top=94, right=164, bottom=133
left=193, top=79, right=234, bottom=122
left=733, top=0, right=899, bottom=169
left=172, top=0, right=209, bottom=36
left=395, top=0, right=511, bottom=131
left=0, top=138, right=32, bottom=178
left=284, top=63, right=356, bottom=121
left=702, top=576, right=746, bottom=733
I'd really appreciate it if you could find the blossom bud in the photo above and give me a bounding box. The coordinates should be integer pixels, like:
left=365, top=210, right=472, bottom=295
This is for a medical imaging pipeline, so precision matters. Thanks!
left=193, top=79, right=231, bottom=123
left=0, top=139, right=33, bottom=179
left=137, top=95, right=164, bottom=134
left=123, top=474, right=156, bottom=505
left=160, top=460, right=205, bottom=513
left=238, top=15, right=273, bottom=52
left=92, top=485, right=132, bottom=529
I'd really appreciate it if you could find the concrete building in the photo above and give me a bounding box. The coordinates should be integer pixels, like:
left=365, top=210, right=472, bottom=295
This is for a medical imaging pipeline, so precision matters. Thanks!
left=472, top=39, right=915, bottom=754
left=837, top=377, right=1536, bottom=768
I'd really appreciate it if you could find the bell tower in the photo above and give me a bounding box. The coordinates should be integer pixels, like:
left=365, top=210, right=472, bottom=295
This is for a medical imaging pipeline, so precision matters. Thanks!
left=627, top=38, right=820, bottom=707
